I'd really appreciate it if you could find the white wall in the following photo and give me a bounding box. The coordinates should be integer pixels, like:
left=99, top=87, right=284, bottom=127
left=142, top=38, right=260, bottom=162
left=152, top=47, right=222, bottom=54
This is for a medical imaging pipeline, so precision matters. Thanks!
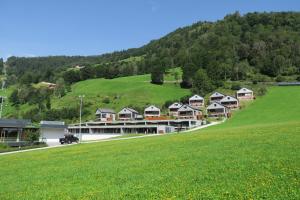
left=40, top=128, right=66, bottom=143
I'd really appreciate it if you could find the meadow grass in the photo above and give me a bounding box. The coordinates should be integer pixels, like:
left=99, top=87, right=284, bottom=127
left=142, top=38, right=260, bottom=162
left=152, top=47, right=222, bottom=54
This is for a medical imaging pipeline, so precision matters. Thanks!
left=52, top=74, right=190, bottom=120
left=0, top=86, right=299, bottom=199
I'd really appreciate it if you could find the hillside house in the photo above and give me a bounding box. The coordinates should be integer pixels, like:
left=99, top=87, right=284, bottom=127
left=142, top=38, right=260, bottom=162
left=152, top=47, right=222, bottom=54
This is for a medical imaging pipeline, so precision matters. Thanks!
left=168, top=102, right=182, bottom=117
left=178, top=105, right=202, bottom=120
left=236, top=88, right=254, bottom=100
left=206, top=102, right=229, bottom=117
left=189, top=95, right=204, bottom=108
left=210, top=92, right=225, bottom=103
left=95, top=108, right=116, bottom=122
left=220, top=96, right=239, bottom=109
left=118, top=107, right=140, bottom=121
left=144, top=105, right=160, bottom=118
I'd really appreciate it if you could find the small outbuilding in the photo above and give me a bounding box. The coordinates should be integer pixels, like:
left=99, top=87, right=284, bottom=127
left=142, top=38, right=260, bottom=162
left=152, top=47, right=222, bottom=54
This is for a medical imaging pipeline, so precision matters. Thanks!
left=118, top=107, right=139, bottom=121
left=206, top=102, right=229, bottom=117
left=189, top=95, right=204, bottom=108
left=40, top=121, right=67, bottom=143
left=95, top=108, right=116, bottom=122
left=236, top=88, right=254, bottom=100
left=210, top=92, right=225, bottom=103
left=168, top=102, right=182, bottom=117
left=220, top=96, right=239, bottom=109
left=178, top=105, right=202, bottom=120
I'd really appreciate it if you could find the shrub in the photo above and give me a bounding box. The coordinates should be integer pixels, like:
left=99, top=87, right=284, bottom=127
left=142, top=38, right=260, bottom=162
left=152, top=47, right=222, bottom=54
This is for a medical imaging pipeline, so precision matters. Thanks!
left=275, top=75, right=286, bottom=82
left=257, top=86, right=267, bottom=96
left=231, top=83, right=241, bottom=90
left=102, top=97, right=110, bottom=104
left=24, top=130, right=40, bottom=143
left=296, top=76, right=300, bottom=81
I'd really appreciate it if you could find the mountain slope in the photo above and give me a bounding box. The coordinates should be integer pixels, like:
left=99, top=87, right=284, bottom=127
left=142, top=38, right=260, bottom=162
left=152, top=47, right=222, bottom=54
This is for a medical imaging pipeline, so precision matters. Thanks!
left=0, top=86, right=299, bottom=199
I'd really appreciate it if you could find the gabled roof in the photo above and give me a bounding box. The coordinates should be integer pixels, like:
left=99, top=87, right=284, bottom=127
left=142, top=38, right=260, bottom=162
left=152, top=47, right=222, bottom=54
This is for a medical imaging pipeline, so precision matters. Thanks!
left=207, top=102, right=226, bottom=110
left=118, top=107, right=138, bottom=114
left=144, top=105, right=160, bottom=112
left=210, top=92, right=225, bottom=98
left=189, top=94, right=204, bottom=101
left=168, top=102, right=183, bottom=109
left=0, top=119, right=31, bottom=128
left=237, top=88, right=253, bottom=94
left=220, top=96, right=238, bottom=103
left=95, top=108, right=116, bottom=115
left=178, top=104, right=199, bottom=112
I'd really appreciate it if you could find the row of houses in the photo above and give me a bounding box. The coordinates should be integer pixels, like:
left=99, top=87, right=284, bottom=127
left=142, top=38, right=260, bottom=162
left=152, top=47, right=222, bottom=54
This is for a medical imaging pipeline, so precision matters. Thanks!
left=95, top=87, right=254, bottom=121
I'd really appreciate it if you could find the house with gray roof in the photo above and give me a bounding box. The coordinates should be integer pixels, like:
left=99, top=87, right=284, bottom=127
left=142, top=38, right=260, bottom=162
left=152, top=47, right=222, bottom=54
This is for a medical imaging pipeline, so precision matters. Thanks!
left=189, top=94, right=204, bottom=108
left=178, top=105, right=202, bottom=120
left=220, top=96, right=239, bottom=109
left=168, top=102, right=182, bottom=117
left=144, top=105, right=160, bottom=118
left=236, top=88, right=254, bottom=100
left=210, top=92, right=225, bottom=103
left=118, top=107, right=140, bottom=121
left=95, top=108, right=116, bottom=122
left=40, top=121, right=67, bottom=143
left=206, top=102, right=229, bottom=117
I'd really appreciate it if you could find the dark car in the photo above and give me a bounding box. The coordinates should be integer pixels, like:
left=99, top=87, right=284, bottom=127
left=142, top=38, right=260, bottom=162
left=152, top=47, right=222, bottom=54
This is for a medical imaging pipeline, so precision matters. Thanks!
left=59, top=134, right=79, bottom=144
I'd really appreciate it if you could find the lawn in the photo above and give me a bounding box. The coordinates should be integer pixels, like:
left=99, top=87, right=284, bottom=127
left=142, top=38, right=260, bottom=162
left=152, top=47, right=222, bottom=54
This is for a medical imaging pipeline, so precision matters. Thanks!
left=51, top=74, right=190, bottom=120
left=0, top=86, right=299, bottom=199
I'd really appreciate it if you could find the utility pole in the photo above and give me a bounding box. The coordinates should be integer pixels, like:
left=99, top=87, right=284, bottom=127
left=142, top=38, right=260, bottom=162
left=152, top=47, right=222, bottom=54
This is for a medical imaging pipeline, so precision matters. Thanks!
left=79, top=95, right=85, bottom=143
left=0, top=96, right=6, bottom=119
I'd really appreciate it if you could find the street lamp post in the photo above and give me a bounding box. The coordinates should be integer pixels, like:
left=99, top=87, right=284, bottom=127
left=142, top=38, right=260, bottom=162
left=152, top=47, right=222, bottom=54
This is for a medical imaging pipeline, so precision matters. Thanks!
left=79, top=95, right=85, bottom=143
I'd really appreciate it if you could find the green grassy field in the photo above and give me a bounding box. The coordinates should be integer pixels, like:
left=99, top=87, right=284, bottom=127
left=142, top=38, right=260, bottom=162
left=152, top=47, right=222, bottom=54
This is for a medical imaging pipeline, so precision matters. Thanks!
left=51, top=74, right=190, bottom=120
left=0, top=87, right=299, bottom=199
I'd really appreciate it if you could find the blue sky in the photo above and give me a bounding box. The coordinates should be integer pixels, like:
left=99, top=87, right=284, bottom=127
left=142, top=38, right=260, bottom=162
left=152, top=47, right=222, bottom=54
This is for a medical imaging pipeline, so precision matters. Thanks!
left=1, top=0, right=299, bottom=60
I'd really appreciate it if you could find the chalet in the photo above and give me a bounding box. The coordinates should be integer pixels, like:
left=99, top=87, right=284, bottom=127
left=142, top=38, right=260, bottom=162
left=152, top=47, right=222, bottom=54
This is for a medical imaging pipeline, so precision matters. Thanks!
left=210, top=92, right=225, bottom=103
left=118, top=107, right=140, bottom=121
left=189, top=95, right=204, bottom=108
left=40, top=81, right=57, bottom=90
left=220, top=96, right=239, bottom=109
left=177, top=105, right=202, bottom=120
left=95, top=108, right=116, bottom=122
left=144, top=105, right=160, bottom=118
left=206, top=102, right=229, bottom=117
left=236, top=88, right=254, bottom=100
left=168, top=102, right=182, bottom=117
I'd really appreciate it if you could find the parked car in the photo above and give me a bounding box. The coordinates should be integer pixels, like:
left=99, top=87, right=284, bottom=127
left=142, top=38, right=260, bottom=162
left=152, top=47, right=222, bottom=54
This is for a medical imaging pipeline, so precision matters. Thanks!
left=59, top=134, right=79, bottom=144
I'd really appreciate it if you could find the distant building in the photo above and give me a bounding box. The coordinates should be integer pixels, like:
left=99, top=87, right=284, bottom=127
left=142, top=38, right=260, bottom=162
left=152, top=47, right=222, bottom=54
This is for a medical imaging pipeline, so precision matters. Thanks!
left=178, top=105, right=202, bottom=120
left=168, top=102, right=182, bottom=117
left=40, top=121, right=67, bottom=143
left=144, top=105, right=160, bottom=118
left=189, top=95, right=204, bottom=108
left=210, top=92, right=225, bottom=103
left=206, top=102, right=229, bottom=117
left=118, top=107, right=140, bottom=121
left=40, top=81, right=57, bottom=90
left=220, top=96, right=239, bottom=109
left=236, top=88, right=254, bottom=100
left=95, top=108, right=116, bottom=122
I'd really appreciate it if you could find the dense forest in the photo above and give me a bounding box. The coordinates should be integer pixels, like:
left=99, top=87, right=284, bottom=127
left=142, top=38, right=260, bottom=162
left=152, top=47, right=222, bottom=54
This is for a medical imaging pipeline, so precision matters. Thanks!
left=2, top=11, right=300, bottom=121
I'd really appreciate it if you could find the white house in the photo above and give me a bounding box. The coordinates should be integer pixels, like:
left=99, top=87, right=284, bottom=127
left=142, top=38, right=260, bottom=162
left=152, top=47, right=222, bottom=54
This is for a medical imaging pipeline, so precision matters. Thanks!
left=206, top=102, right=229, bottom=117
left=40, top=121, right=67, bottom=143
left=189, top=95, right=205, bottom=108
left=95, top=108, right=116, bottom=122
left=177, top=105, right=202, bottom=120
left=168, top=102, right=182, bottom=117
left=236, top=88, right=254, bottom=100
left=118, top=107, right=139, bottom=121
left=144, top=105, right=160, bottom=118
left=210, top=92, right=225, bottom=103
left=220, top=96, right=239, bottom=109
